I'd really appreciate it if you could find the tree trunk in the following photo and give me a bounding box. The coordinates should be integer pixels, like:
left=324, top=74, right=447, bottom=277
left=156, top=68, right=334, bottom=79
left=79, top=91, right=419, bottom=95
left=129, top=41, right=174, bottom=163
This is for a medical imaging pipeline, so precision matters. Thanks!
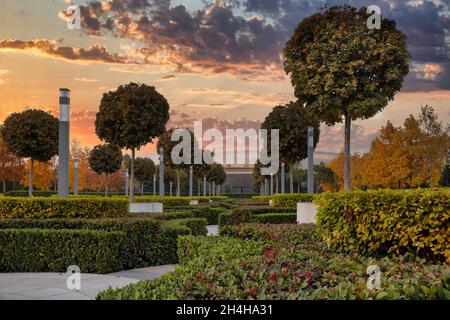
left=275, top=174, right=279, bottom=194
left=130, top=148, right=135, bottom=202
left=176, top=170, right=180, bottom=196
left=105, top=173, right=108, bottom=197
left=429, top=162, right=433, bottom=188
left=289, top=165, right=294, bottom=194
left=141, top=182, right=144, bottom=196
left=29, top=158, right=34, bottom=197
left=344, top=112, right=351, bottom=191
left=2, top=179, right=5, bottom=194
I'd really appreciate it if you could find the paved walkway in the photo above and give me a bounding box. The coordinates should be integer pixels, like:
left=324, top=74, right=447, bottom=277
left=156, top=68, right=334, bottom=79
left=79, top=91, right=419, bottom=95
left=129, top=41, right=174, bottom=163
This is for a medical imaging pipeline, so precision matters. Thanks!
left=0, top=225, right=219, bottom=300
left=0, top=265, right=175, bottom=300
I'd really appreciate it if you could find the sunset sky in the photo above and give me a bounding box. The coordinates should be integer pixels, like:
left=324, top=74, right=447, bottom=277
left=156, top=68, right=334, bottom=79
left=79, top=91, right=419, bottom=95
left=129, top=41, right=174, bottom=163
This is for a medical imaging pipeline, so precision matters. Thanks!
left=0, top=0, right=449, bottom=159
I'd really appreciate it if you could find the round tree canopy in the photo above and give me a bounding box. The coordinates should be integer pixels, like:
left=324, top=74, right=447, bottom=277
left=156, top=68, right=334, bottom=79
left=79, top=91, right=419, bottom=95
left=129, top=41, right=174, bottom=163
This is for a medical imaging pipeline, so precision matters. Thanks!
left=284, top=5, right=410, bottom=125
left=88, top=144, right=123, bottom=175
left=261, top=102, right=320, bottom=165
left=127, top=157, right=155, bottom=183
left=95, top=82, right=170, bottom=149
left=0, top=109, right=59, bottom=161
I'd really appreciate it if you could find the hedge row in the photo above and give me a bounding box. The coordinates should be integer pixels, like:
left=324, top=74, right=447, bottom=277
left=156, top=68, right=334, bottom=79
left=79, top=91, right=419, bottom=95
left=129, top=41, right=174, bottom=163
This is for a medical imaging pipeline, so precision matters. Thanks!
left=0, top=197, right=129, bottom=219
left=98, top=224, right=450, bottom=300
left=219, top=211, right=296, bottom=226
left=272, top=194, right=315, bottom=207
left=315, top=189, right=450, bottom=262
left=162, top=207, right=227, bottom=225
left=0, top=218, right=192, bottom=273
left=232, top=206, right=296, bottom=215
left=164, top=218, right=208, bottom=236
left=251, top=196, right=272, bottom=204
left=5, top=190, right=126, bottom=197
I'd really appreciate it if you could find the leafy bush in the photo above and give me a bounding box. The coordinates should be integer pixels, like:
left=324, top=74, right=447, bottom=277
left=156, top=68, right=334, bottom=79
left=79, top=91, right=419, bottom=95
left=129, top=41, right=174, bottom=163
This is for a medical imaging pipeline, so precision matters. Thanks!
left=219, top=206, right=296, bottom=226
left=0, top=218, right=191, bottom=273
left=165, top=218, right=208, bottom=236
left=0, top=197, right=129, bottom=219
left=315, top=189, right=450, bottom=262
left=98, top=224, right=450, bottom=300
left=223, top=193, right=258, bottom=199
left=0, top=228, right=124, bottom=273
left=5, top=190, right=126, bottom=197
left=272, top=194, right=315, bottom=207
left=132, top=196, right=190, bottom=207
left=251, top=213, right=297, bottom=224
left=233, top=206, right=296, bottom=215
left=251, top=196, right=272, bottom=204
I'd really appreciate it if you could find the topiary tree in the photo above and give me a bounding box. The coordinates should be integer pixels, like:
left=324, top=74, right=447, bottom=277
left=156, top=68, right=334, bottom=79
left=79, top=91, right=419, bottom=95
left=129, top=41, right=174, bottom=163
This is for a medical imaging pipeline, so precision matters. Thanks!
left=261, top=102, right=320, bottom=193
left=126, top=157, right=155, bottom=195
left=206, top=163, right=226, bottom=195
left=284, top=5, right=410, bottom=190
left=0, top=109, right=58, bottom=197
left=157, top=127, right=200, bottom=196
left=88, top=143, right=123, bottom=196
left=95, top=82, right=169, bottom=201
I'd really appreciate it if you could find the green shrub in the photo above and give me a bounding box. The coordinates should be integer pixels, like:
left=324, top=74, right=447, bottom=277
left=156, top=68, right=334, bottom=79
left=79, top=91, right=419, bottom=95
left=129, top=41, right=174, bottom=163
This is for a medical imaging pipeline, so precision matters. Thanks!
left=159, top=211, right=196, bottom=220
left=219, top=206, right=296, bottom=226
left=98, top=224, right=450, bottom=300
left=251, top=213, right=297, bottom=224
left=233, top=206, right=296, bottom=215
left=0, top=197, right=129, bottom=219
left=218, top=211, right=252, bottom=226
left=251, top=196, right=272, bottom=204
left=0, top=228, right=124, bottom=273
left=165, top=218, right=208, bottom=236
left=315, top=189, right=450, bottom=262
left=272, top=194, right=315, bottom=207
left=0, top=218, right=191, bottom=272
left=223, top=193, right=258, bottom=199
left=5, top=190, right=126, bottom=197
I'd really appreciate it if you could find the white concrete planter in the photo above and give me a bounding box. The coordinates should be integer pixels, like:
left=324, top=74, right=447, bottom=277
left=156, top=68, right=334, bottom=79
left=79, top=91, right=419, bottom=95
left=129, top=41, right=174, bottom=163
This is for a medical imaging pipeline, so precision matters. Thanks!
left=297, top=202, right=318, bottom=224
left=129, top=202, right=163, bottom=214
left=189, top=200, right=199, bottom=206
left=269, top=199, right=273, bottom=206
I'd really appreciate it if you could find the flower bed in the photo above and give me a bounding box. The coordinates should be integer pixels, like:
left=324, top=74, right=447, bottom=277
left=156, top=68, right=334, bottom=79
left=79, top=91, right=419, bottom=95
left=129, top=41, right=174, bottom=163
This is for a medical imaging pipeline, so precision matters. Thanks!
left=97, top=224, right=450, bottom=300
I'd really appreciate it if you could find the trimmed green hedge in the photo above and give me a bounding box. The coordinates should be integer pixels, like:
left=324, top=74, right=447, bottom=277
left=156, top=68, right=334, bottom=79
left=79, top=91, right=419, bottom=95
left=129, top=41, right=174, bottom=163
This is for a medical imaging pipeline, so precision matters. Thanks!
left=0, top=197, right=129, bottom=219
left=5, top=190, right=126, bottom=197
left=219, top=211, right=296, bottom=226
left=164, top=218, right=208, bottom=236
left=232, top=206, right=296, bottom=215
left=0, top=218, right=191, bottom=273
left=251, top=196, right=272, bottom=204
left=315, top=189, right=450, bottom=262
left=161, top=207, right=226, bottom=225
left=0, top=228, right=124, bottom=273
left=252, top=213, right=297, bottom=224
left=272, top=194, right=315, bottom=207
left=98, top=224, right=450, bottom=300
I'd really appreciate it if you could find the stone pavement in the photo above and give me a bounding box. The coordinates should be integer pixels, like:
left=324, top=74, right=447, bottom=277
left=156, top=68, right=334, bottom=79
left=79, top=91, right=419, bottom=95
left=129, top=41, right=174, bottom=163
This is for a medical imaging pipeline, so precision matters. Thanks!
left=0, top=225, right=219, bottom=300
left=0, top=264, right=175, bottom=300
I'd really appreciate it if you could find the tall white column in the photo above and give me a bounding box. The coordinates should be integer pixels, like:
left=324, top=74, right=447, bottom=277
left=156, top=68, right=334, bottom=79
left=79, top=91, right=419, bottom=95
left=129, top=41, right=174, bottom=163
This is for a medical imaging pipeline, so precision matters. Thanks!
left=58, top=88, right=70, bottom=198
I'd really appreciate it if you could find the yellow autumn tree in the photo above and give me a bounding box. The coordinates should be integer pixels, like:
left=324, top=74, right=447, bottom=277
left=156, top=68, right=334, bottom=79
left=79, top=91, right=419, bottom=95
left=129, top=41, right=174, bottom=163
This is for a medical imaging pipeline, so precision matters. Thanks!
left=21, top=159, right=55, bottom=190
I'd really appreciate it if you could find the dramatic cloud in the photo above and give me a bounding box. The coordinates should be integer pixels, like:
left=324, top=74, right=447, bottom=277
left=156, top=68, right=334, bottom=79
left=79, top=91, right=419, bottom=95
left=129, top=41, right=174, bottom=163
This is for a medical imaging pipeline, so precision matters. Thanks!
left=0, top=69, right=10, bottom=85
left=71, top=0, right=449, bottom=88
left=0, top=38, right=133, bottom=64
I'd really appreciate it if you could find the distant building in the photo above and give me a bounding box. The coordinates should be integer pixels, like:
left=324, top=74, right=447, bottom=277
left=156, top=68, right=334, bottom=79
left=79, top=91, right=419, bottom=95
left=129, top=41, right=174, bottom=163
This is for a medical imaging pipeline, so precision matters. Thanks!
left=222, top=151, right=340, bottom=194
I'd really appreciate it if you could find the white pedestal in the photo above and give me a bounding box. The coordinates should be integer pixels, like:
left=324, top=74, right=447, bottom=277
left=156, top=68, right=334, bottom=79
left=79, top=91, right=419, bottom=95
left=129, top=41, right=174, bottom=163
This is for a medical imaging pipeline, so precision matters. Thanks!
left=129, top=202, right=163, bottom=214
left=189, top=200, right=199, bottom=206
left=297, top=202, right=317, bottom=224
left=269, top=200, right=273, bottom=206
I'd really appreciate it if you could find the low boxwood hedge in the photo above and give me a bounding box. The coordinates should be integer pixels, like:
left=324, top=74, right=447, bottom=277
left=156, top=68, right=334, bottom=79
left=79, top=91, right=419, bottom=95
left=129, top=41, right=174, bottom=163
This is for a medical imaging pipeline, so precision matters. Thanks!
left=164, top=218, right=208, bottom=236
left=97, top=224, right=450, bottom=300
left=252, top=213, right=297, bottom=224
left=0, top=228, right=124, bottom=273
left=251, top=196, right=272, bottom=204
left=0, top=218, right=191, bottom=273
left=0, top=197, right=129, bottom=219
left=315, top=189, right=450, bottom=262
left=272, top=194, right=315, bottom=207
